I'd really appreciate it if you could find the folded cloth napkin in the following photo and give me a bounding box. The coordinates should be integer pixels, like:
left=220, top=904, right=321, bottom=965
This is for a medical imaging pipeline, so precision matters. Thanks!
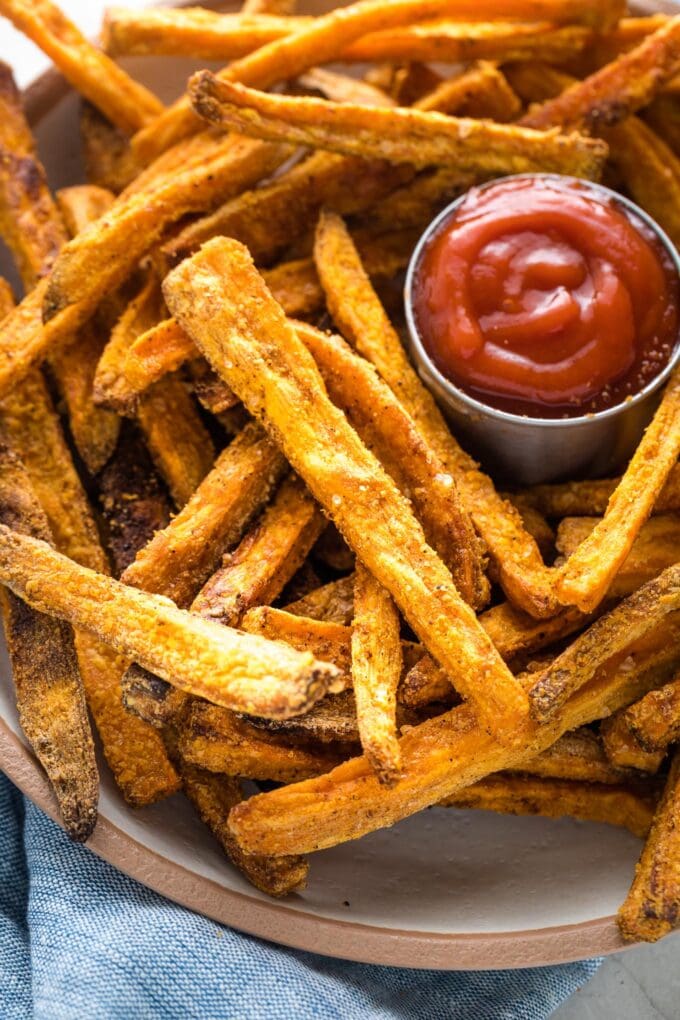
left=0, top=774, right=599, bottom=1020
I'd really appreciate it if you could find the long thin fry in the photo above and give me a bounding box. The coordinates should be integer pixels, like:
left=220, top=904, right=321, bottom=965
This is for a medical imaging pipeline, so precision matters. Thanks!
left=163, top=237, right=530, bottom=741
left=520, top=728, right=635, bottom=784
left=351, top=563, right=403, bottom=784
left=413, top=60, right=521, bottom=120
left=227, top=615, right=680, bottom=856
left=529, top=567, right=680, bottom=721
left=313, top=210, right=557, bottom=617
left=0, top=525, right=340, bottom=718
left=618, top=751, right=680, bottom=942
left=189, top=75, right=608, bottom=180
left=131, top=0, right=622, bottom=162
left=514, top=463, right=680, bottom=518
left=123, top=319, right=195, bottom=400
left=440, top=774, right=657, bottom=838
left=0, top=437, right=98, bottom=841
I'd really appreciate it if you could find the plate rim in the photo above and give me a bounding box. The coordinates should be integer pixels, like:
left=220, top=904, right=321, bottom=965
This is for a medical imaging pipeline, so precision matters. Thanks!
left=2, top=1, right=645, bottom=970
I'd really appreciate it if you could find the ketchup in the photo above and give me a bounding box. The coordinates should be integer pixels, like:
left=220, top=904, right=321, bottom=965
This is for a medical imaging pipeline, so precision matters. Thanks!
left=412, top=176, right=679, bottom=418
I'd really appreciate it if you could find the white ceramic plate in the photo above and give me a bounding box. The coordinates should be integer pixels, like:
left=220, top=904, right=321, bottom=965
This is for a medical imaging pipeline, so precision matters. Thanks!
left=0, top=0, right=671, bottom=970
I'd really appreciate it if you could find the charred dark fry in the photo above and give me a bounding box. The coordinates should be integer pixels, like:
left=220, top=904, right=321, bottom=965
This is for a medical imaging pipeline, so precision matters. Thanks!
left=163, top=237, right=531, bottom=740
left=0, top=437, right=98, bottom=841
left=79, top=102, right=139, bottom=194
left=618, top=751, right=680, bottom=942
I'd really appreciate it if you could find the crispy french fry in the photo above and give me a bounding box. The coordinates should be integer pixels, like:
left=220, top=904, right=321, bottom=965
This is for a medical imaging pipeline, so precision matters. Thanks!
left=178, top=701, right=345, bottom=781
left=618, top=751, right=680, bottom=942
left=96, top=423, right=171, bottom=577
left=242, top=608, right=354, bottom=678
left=227, top=613, right=680, bottom=856
left=244, top=689, right=362, bottom=745
left=0, top=525, right=341, bottom=718
left=513, top=462, right=680, bottom=518
left=284, top=575, right=355, bottom=625
left=399, top=655, right=456, bottom=708
left=521, top=15, right=680, bottom=131
left=351, top=563, right=403, bottom=784
left=35, top=135, right=289, bottom=352
left=79, top=102, right=139, bottom=194
left=359, top=166, right=473, bottom=236
left=131, top=0, right=622, bottom=163
left=555, top=369, right=680, bottom=612
left=520, top=728, right=635, bottom=784
left=529, top=566, right=680, bottom=721
left=601, top=715, right=667, bottom=774
left=297, top=320, right=488, bottom=607
left=619, top=673, right=680, bottom=752
left=122, top=669, right=190, bottom=730
left=123, top=318, right=195, bottom=401
left=188, top=361, right=239, bottom=416
left=440, top=774, right=658, bottom=838
left=0, top=437, right=98, bottom=841
left=193, top=475, right=324, bottom=625
left=295, top=66, right=395, bottom=107
left=0, top=0, right=163, bottom=134
left=313, top=209, right=557, bottom=618
left=413, top=61, right=521, bottom=120
left=578, top=14, right=669, bottom=72
left=122, top=421, right=286, bottom=607
left=556, top=515, right=680, bottom=599
left=189, top=74, right=608, bottom=180
left=163, top=237, right=530, bottom=741
left=136, top=375, right=214, bottom=510
left=175, top=760, right=308, bottom=896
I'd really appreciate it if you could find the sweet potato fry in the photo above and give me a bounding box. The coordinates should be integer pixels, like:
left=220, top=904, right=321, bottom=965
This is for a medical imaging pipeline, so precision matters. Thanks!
left=295, top=66, right=395, bottom=107
left=513, top=462, right=680, bottom=518
left=188, top=361, right=239, bottom=416
left=555, top=368, right=680, bottom=612
left=556, top=515, right=680, bottom=599
left=520, top=15, right=680, bottom=131
left=130, top=0, right=622, bottom=163
left=122, top=421, right=286, bottom=607
left=413, top=60, right=521, bottom=120
left=163, top=237, right=530, bottom=740
left=193, top=475, right=324, bottom=625
left=175, top=760, right=308, bottom=896
left=79, top=102, right=139, bottom=195
left=0, top=437, right=98, bottom=841
left=136, top=375, right=214, bottom=510
left=123, top=318, right=195, bottom=401
left=284, top=575, right=355, bottom=625
left=0, top=525, right=341, bottom=718
left=178, top=701, right=345, bottom=782
left=244, top=689, right=362, bottom=746
left=440, top=774, right=658, bottom=838
left=0, top=0, right=163, bottom=134
left=189, top=74, right=608, bottom=180
left=399, top=655, right=456, bottom=708
left=601, top=715, right=667, bottom=774
left=121, top=669, right=189, bottom=730
left=618, top=751, right=680, bottom=942
left=351, top=563, right=403, bottom=784
left=227, top=614, right=680, bottom=856
left=241, top=608, right=354, bottom=678
left=38, top=135, right=289, bottom=345
left=619, top=673, right=680, bottom=753
left=297, top=320, right=487, bottom=607
left=519, top=728, right=634, bottom=784
left=529, top=566, right=680, bottom=721
left=313, top=210, right=557, bottom=617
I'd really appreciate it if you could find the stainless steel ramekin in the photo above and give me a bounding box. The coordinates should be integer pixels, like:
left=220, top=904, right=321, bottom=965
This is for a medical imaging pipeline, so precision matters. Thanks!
left=404, top=174, right=680, bottom=486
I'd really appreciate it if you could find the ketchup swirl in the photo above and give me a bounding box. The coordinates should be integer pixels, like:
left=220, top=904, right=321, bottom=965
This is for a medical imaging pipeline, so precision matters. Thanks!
left=412, top=177, right=679, bottom=418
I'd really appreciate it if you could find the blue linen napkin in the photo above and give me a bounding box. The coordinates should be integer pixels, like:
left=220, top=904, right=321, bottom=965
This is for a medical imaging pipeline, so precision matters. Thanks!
left=0, top=773, right=600, bottom=1020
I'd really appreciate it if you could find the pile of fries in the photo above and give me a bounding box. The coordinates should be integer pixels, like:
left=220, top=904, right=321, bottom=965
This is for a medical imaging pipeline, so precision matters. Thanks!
left=0, top=0, right=679, bottom=946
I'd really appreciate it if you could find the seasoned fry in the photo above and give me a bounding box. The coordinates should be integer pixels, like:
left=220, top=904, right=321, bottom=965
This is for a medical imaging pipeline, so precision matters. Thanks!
left=529, top=566, right=680, bottom=721
left=514, top=462, right=680, bottom=518
left=0, top=525, right=341, bottom=718
left=136, top=375, right=214, bottom=509
left=164, top=237, right=530, bottom=740
left=193, top=475, right=324, bottom=625
left=0, top=0, right=163, bottom=133
left=122, top=669, right=190, bottom=731
left=122, top=421, right=286, bottom=607
left=241, top=608, right=354, bottom=678
left=601, top=715, right=666, bottom=774
left=399, top=655, right=455, bottom=708
left=176, top=761, right=308, bottom=896
left=313, top=209, right=557, bottom=617
left=619, top=673, right=680, bottom=753
left=123, top=318, right=195, bottom=401
left=227, top=613, right=680, bottom=856
left=284, top=575, right=355, bottom=625
left=295, top=66, right=395, bottom=107
left=0, top=438, right=98, bottom=841
left=618, top=752, right=680, bottom=942
left=188, top=361, right=239, bottom=416
left=555, top=368, right=680, bottom=612
left=440, top=774, right=657, bottom=838
left=296, top=320, right=487, bottom=607
left=189, top=75, right=608, bottom=180
left=131, top=0, right=622, bottom=163
left=351, top=563, right=403, bottom=784
left=79, top=102, right=139, bottom=195
left=413, top=61, right=521, bottom=120
left=521, top=15, right=680, bottom=131
left=519, top=728, right=634, bottom=784
left=178, top=701, right=345, bottom=781
left=244, top=690, right=362, bottom=746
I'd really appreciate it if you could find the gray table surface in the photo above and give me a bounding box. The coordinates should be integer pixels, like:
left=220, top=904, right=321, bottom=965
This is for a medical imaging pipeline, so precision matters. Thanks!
left=3, top=4, right=679, bottom=1017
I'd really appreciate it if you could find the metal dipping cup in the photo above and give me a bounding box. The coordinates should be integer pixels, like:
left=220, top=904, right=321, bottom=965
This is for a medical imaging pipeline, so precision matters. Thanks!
left=404, top=175, right=680, bottom=486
